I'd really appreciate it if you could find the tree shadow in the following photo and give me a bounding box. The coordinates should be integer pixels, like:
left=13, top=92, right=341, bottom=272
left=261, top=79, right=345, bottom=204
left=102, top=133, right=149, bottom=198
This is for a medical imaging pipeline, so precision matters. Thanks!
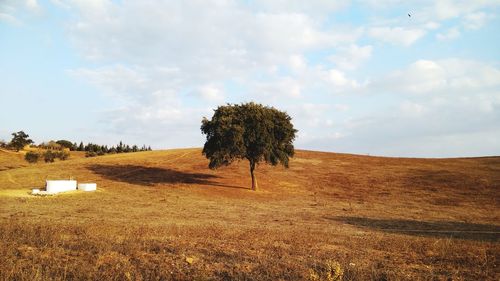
left=87, top=164, right=248, bottom=190
left=328, top=216, right=500, bottom=242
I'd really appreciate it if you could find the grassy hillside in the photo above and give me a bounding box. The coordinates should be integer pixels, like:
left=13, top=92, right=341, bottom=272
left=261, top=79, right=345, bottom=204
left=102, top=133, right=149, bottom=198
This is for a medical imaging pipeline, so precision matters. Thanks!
left=0, top=149, right=27, bottom=171
left=0, top=149, right=499, bottom=280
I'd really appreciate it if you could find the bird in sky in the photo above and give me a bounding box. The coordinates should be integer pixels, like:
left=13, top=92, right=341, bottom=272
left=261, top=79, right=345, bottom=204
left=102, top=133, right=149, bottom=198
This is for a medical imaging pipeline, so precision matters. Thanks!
left=408, top=13, right=411, bottom=17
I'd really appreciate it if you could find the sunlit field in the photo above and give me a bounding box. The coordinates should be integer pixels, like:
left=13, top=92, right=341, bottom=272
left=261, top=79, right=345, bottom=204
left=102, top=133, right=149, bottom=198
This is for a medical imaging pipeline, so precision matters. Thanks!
left=1, top=149, right=499, bottom=280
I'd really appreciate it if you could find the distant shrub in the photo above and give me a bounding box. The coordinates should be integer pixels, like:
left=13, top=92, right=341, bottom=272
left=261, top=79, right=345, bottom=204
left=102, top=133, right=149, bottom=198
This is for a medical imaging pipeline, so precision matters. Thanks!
left=24, top=151, right=40, bottom=163
left=85, top=151, right=97, bottom=158
left=56, top=150, right=70, bottom=160
left=43, top=150, right=57, bottom=163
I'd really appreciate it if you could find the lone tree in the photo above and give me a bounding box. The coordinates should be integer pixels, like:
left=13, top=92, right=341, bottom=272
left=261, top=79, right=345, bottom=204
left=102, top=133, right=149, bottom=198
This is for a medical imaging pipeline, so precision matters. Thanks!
left=201, top=102, right=297, bottom=190
left=9, top=131, right=33, bottom=151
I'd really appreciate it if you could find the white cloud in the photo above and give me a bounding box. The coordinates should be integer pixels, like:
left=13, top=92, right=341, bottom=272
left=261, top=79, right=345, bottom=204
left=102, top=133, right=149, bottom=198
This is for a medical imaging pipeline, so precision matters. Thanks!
left=288, top=54, right=307, bottom=73
left=333, top=104, right=350, bottom=112
left=68, top=65, right=150, bottom=100
left=0, top=0, right=44, bottom=24
left=374, top=59, right=500, bottom=94
left=432, top=0, right=499, bottom=21
left=436, top=27, right=461, bottom=41
left=329, top=44, right=373, bottom=70
left=0, top=12, right=20, bottom=25
left=463, top=12, right=492, bottom=29
left=252, top=0, right=350, bottom=17
left=47, top=0, right=499, bottom=156
left=286, top=103, right=337, bottom=129
left=196, top=84, right=225, bottom=103
left=50, top=0, right=69, bottom=9
left=362, top=0, right=498, bottom=47
left=0, top=1, right=19, bottom=24
left=100, top=105, right=206, bottom=149
left=399, top=101, right=427, bottom=117
left=69, top=0, right=111, bottom=19
left=26, top=0, right=40, bottom=12
left=368, top=26, right=426, bottom=46
left=367, top=0, right=500, bottom=22
left=62, top=0, right=366, bottom=141
left=252, top=77, right=303, bottom=101
left=308, top=58, right=500, bottom=156
left=324, top=69, right=359, bottom=88
left=65, top=0, right=358, bottom=66
left=423, top=21, right=440, bottom=30
left=303, top=93, right=500, bottom=157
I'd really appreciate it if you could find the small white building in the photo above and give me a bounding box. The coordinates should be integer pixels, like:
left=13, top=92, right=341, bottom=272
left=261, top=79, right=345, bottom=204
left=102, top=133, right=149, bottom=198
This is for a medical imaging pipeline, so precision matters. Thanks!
left=78, top=183, right=97, bottom=192
left=46, top=180, right=77, bottom=194
left=33, top=180, right=97, bottom=195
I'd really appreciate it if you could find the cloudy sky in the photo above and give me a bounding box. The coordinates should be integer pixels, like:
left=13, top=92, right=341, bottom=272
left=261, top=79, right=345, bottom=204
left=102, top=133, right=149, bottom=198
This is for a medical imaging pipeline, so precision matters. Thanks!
left=1, top=0, right=499, bottom=157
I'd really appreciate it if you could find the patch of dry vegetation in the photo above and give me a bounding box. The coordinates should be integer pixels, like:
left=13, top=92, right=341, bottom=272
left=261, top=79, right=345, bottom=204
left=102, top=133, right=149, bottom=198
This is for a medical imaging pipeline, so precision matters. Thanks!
left=0, top=149, right=499, bottom=280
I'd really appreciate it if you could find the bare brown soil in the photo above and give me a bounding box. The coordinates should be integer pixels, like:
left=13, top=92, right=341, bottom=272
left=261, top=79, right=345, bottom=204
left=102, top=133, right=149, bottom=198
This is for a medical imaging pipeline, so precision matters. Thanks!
left=0, top=149, right=499, bottom=280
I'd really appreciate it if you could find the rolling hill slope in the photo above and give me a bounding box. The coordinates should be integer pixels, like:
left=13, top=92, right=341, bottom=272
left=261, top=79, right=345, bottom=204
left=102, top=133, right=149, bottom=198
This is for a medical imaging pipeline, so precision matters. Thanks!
left=0, top=149, right=499, bottom=280
left=0, top=149, right=27, bottom=171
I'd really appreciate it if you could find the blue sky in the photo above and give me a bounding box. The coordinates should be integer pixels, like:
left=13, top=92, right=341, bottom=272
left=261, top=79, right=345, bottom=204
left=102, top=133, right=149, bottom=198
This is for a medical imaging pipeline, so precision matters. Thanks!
left=1, top=0, right=499, bottom=157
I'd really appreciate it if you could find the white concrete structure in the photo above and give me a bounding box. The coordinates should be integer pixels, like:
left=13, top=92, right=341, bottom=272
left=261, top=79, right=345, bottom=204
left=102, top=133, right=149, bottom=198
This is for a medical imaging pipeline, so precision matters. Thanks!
left=46, top=180, right=77, bottom=194
left=32, top=188, right=40, bottom=195
left=78, top=183, right=97, bottom=192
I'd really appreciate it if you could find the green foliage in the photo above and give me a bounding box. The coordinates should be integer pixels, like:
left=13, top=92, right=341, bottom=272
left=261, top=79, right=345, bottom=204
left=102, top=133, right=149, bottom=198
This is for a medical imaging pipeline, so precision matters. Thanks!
left=56, top=140, right=74, bottom=150
left=56, top=150, right=70, bottom=160
left=24, top=149, right=68, bottom=164
left=85, top=151, right=97, bottom=157
left=117, top=141, right=124, bottom=153
left=201, top=102, right=297, bottom=190
left=9, top=131, right=34, bottom=151
left=79, top=141, right=150, bottom=156
left=24, top=151, right=40, bottom=163
left=43, top=150, right=57, bottom=163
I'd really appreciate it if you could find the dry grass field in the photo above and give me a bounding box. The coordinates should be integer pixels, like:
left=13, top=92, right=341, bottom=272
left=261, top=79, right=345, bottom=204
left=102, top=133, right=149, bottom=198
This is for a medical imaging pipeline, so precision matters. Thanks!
left=0, top=148, right=499, bottom=280
left=0, top=149, right=28, bottom=171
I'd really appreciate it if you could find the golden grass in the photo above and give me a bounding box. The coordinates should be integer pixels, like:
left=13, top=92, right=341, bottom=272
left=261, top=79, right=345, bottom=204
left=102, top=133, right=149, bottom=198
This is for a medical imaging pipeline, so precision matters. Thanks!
left=0, top=149, right=27, bottom=171
left=0, top=148, right=499, bottom=280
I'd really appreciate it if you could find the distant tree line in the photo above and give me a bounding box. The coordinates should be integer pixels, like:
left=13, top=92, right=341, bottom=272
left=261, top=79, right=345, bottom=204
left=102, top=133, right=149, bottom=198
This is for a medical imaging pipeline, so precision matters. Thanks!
left=2, top=131, right=152, bottom=162
left=73, top=141, right=152, bottom=157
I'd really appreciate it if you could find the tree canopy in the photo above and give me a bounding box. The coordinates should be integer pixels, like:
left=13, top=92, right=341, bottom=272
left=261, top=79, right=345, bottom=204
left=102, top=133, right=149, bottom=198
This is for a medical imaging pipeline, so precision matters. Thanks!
left=9, top=131, right=33, bottom=151
left=56, top=140, right=74, bottom=150
left=201, top=102, right=297, bottom=190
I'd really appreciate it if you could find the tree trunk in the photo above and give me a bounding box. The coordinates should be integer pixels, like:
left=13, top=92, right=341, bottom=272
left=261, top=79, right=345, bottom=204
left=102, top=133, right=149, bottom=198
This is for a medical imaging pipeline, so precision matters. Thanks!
left=250, top=161, right=258, bottom=191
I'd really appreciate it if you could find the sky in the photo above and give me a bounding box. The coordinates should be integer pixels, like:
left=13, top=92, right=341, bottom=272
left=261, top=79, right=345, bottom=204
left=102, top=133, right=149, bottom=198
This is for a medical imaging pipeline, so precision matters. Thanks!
left=1, top=0, right=499, bottom=157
